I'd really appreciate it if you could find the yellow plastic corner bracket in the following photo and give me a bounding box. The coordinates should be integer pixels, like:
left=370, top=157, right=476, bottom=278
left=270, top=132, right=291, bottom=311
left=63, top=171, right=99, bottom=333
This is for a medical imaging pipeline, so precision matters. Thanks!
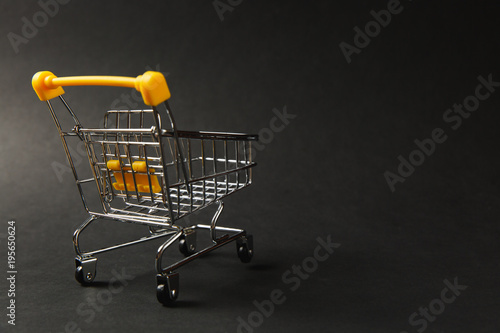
left=134, top=71, right=171, bottom=106
left=32, top=71, right=170, bottom=106
left=32, top=71, right=65, bottom=101
left=106, top=160, right=161, bottom=194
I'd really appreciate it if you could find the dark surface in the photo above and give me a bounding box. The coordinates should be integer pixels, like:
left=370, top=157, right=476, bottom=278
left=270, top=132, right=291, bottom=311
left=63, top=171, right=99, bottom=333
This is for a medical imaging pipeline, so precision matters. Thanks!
left=1, top=1, right=500, bottom=332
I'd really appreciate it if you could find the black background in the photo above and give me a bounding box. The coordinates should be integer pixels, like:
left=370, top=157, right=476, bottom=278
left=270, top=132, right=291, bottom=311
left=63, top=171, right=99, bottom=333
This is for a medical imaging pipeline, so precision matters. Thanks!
left=1, top=1, right=499, bottom=332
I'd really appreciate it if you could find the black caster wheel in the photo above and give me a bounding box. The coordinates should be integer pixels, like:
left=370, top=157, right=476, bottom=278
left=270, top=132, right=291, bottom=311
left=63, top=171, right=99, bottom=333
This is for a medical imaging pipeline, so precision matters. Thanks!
left=179, top=232, right=196, bottom=256
left=156, top=284, right=178, bottom=306
left=75, top=266, right=95, bottom=285
left=75, top=257, right=97, bottom=285
left=237, top=235, right=253, bottom=263
left=156, top=273, right=179, bottom=306
left=75, top=266, right=86, bottom=285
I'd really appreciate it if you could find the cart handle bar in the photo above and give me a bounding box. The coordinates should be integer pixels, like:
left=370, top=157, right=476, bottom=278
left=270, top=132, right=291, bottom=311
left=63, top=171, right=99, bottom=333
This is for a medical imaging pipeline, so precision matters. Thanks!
left=32, top=71, right=170, bottom=106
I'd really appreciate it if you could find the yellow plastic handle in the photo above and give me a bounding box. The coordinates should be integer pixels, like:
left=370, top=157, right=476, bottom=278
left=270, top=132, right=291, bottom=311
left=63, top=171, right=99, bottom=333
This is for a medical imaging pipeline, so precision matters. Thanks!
left=32, top=71, right=170, bottom=106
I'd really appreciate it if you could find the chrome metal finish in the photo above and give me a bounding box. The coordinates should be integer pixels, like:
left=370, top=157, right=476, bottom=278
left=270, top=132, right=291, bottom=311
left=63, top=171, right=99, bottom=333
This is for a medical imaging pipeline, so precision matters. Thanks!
left=157, top=224, right=246, bottom=274
left=210, top=201, right=224, bottom=243
left=155, top=231, right=183, bottom=273
left=42, top=93, right=257, bottom=304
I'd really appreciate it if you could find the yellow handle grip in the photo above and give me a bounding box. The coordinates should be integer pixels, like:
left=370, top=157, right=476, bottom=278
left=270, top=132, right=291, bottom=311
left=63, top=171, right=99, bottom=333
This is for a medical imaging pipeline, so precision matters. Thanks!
left=32, top=71, right=170, bottom=106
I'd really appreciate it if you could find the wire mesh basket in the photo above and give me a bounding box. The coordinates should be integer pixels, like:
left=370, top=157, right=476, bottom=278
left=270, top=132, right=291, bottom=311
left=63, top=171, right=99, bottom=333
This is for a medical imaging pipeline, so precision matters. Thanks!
left=32, top=70, right=257, bottom=305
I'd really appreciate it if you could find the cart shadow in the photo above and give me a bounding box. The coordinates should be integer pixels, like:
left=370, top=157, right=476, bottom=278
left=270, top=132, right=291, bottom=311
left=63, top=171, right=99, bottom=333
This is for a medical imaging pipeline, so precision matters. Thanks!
left=164, top=300, right=205, bottom=308
left=246, top=263, right=278, bottom=271
left=79, top=281, right=115, bottom=288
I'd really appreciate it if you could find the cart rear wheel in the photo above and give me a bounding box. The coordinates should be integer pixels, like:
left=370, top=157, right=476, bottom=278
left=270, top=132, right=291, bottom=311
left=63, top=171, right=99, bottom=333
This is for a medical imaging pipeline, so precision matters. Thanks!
left=237, top=235, right=253, bottom=263
left=156, top=272, right=179, bottom=306
left=75, top=266, right=95, bottom=285
left=75, top=257, right=97, bottom=285
left=156, top=284, right=178, bottom=306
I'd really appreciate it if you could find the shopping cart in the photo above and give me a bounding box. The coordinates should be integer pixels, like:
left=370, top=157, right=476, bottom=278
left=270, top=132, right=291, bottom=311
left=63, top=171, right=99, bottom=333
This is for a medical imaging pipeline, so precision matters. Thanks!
left=32, top=71, right=257, bottom=305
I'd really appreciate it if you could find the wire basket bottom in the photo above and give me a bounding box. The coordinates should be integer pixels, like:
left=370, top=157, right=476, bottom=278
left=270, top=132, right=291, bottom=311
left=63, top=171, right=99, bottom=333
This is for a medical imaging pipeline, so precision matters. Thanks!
left=108, top=178, right=251, bottom=223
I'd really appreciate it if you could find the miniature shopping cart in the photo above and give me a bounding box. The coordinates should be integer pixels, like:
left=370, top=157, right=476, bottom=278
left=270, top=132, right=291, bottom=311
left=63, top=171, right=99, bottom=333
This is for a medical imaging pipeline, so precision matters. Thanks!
left=32, top=71, right=257, bottom=305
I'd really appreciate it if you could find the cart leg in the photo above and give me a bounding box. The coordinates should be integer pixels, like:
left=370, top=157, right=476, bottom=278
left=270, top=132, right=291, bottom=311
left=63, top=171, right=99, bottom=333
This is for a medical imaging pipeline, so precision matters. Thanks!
left=156, top=272, right=179, bottom=306
left=75, top=256, right=97, bottom=285
left=73, top=215, right=98, bottom=285
left=236, top=234, right=254, bottom=263
left=210, top=201, right=227, bottom=243
left=155, top=231, right=183, bottom=305
left=155, top=230, right=183, bottom=274
left=73, top=215, right=97, bottom=258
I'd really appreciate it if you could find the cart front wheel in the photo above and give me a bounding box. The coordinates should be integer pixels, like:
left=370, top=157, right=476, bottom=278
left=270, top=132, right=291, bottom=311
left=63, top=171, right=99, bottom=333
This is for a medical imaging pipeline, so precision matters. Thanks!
left=179, top=238, right=197, bottom=256
left=178, top=231, right=197, bottom=257
left=237, top=235, right=253, bottom=263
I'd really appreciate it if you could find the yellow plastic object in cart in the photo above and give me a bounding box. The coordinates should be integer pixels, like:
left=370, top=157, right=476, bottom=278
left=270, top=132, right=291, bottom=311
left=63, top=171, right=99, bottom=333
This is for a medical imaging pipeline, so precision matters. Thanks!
left=107, top=160, right=161, bottom=193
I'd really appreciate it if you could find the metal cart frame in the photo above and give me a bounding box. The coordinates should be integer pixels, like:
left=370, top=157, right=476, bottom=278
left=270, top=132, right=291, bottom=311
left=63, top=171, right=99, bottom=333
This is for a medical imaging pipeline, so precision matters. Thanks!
left=32, top=71, right=257, bottom=305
